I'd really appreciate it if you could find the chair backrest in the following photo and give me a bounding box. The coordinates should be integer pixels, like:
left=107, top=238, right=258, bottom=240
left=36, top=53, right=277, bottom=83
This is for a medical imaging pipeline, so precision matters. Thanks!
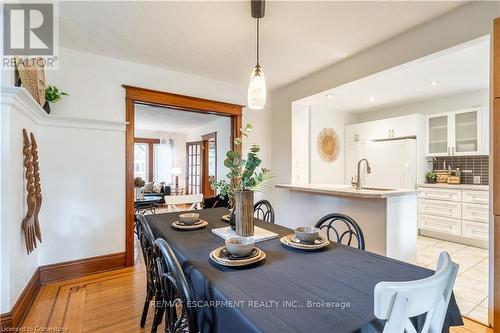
left=154, top=238, right=198, bottom=333
left=314, top=213, right=365, bottom=250
left=374, top=252, right=459, bottom=333
left=254, top=200, right=275, bottom=223
left=137, top=214, right=156, bottom=274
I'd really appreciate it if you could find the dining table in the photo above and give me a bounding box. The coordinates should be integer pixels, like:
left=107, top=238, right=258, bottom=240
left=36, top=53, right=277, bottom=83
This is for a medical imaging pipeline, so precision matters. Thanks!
left=145, top=207, right=463, bottom=333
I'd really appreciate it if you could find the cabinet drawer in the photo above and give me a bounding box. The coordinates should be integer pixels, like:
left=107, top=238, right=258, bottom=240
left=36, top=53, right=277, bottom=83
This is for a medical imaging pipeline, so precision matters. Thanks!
left=418, top=188, right=461, bottom=202
left=462, top=190, right=489, bottom=204
left=418, top=199, right=461, bottom=218
left=418, top=214, right=461, bottom=236
left=462, top=220, right=489, bottom=241
left=462, top=202, right=489, bottom=223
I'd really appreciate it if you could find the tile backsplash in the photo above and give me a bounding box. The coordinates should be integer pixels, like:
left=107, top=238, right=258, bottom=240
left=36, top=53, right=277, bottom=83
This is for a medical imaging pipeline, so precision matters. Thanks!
left=432, top=155, right=489, bottom=185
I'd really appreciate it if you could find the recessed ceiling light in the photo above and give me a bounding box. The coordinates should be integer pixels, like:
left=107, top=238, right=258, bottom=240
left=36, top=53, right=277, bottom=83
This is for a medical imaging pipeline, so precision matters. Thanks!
left=369, top=97, right=375, bottom=102
left=326, top=94, right=334, bottom=98
left=429, top=80, right=439, bottom=86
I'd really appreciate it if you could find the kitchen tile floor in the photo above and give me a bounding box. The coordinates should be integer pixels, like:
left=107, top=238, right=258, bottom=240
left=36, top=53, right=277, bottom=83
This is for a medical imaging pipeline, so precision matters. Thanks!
left=417, top=236, right=489, bottom=325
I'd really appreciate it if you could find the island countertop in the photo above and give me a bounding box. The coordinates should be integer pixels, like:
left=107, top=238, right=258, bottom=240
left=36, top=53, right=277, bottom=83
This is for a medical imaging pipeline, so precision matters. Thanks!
left=275, top=183, right=417, bottom=199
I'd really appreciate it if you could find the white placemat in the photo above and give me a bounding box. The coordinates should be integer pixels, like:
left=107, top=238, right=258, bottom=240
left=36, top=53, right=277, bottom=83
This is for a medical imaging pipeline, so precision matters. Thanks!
left=212, top=226, right=279, bottom=243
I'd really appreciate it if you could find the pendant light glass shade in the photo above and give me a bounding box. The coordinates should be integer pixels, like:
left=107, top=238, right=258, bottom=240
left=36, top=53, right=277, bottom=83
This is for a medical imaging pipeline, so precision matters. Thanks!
left=247, top=64, right=266, bottom=110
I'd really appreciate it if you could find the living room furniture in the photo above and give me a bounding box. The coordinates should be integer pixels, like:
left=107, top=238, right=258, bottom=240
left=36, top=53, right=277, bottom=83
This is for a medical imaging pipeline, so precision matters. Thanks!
left=135, top=196, right=162, bottom=215
left=164, top=194, right=203, bottom=212
left=143, top=184, right=171, bottom=204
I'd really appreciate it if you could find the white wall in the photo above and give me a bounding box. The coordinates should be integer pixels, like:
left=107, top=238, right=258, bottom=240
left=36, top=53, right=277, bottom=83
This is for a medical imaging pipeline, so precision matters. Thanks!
left=357, top=89, right=489, bottom=122
left=291, top=105, right=310, bottom=184
left=309, top=106, right=358, bottom=185
left=134, top=129, right=187, bottom=187
left=187, top=117, right=232, bottom=182
left=270, top=2, right=499, bottom=226
left=1, top=47, right=271, bottom=312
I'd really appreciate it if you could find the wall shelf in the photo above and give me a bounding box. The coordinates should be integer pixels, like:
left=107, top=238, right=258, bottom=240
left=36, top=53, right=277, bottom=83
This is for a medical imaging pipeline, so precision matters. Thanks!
left=1, top=87, right=126, bottom=132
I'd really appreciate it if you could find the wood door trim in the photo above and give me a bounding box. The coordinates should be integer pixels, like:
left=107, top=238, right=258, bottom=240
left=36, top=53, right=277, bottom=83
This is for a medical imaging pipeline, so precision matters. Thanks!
left=123, top=85, right=244, bottom=116
left=124, top=85, right=243, bottom=266
left=134, top=138, right=160, bottom=182
left=490, top=17, right=500, bottom=330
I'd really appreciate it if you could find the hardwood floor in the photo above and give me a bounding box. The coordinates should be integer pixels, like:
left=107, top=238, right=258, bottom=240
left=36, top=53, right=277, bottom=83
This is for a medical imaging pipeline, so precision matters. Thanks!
left=20, top=251, right=492, bottom=332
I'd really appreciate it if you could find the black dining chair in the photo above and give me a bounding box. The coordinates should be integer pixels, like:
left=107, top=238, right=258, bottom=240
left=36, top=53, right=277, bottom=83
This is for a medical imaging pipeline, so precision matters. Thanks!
left=314, top=213, right=365, bottom=250
left=253, top=200, right=275, bottom=224
left=154, top=238, right=198, bottom=333
left=137, top=215, right=164, bottom=333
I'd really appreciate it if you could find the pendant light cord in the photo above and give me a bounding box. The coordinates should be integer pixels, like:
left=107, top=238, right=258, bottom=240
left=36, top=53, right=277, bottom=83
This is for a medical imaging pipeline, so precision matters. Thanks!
left=256, top=18, right=260, bottom=66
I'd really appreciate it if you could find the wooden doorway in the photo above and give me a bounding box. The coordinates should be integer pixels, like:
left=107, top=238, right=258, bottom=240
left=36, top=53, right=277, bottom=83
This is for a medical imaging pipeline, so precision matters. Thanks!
left=123, top=85, right=243, bottom=266
left=201, top=132, right=217, bottom=198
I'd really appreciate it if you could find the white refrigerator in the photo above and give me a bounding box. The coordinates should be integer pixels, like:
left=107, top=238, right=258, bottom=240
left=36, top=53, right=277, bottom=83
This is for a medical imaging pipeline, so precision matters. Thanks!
left=345, top=139, right=417, bottom=190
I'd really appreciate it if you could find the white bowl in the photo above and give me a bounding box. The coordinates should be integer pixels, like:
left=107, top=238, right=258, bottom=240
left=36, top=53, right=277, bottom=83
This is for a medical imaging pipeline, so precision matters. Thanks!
left=179, top=213, right=200, bottom=225
left=225, top=237, right=255, bottom=257
left=294, top=227, right=320, bottom=243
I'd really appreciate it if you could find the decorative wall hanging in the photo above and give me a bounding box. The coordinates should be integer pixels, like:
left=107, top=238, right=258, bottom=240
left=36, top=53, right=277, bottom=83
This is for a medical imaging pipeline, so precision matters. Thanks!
left=15, top=57, right=46, bottom=107
left=22, top=129, right=37, bottom=254
left=30, top=133, right=43, bottom=243
left=317, top=128, right=340, bottom=163
left=21, top=130, right=43, bottom=254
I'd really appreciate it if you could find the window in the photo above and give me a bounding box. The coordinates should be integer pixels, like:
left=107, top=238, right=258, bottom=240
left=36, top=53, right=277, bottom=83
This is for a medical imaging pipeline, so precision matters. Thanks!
left=153, top=139, right=175, bottom=184
left=134, top=143, right=148, bottom=180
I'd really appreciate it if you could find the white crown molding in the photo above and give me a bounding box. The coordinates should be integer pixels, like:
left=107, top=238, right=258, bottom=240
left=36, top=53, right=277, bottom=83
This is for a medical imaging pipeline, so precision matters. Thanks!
left=0, top=87, right=126, bottom=132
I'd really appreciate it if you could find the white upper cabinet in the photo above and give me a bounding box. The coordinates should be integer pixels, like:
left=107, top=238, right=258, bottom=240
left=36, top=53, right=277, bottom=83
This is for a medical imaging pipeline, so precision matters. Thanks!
left=426, top=108, right=485, bottom=156
left=345, top=114, right=419, bottom=144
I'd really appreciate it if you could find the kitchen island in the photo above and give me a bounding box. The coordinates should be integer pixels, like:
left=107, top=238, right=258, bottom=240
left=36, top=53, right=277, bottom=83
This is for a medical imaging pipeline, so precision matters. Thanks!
left=275, top=183, right=418, bottom=263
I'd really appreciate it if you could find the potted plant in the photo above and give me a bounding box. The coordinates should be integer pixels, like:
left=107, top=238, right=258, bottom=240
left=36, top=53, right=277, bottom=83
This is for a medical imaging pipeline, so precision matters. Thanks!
left=425, top=171, right=437, bottom=184
left=43, top=85, right=69, bottom=114
left=134, top=177, right=146, bottom=200
left=211, top=124, right=272, bottom=236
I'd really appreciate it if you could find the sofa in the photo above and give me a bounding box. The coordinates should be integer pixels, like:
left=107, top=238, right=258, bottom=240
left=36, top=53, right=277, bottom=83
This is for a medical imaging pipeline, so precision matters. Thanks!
left=143, top=182, right=171, bottom=204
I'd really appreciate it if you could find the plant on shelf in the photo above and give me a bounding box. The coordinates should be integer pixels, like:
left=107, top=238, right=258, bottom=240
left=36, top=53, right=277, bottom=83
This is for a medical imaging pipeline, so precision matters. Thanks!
left=43, top=85, right=69, bottom=114
left=425, top=171, right=437, bottom=184
left=134, top=177, right=146, bottom=200
left=211, top=124, right=272, bottom=236
left=134, top=177, right=146, bottom=188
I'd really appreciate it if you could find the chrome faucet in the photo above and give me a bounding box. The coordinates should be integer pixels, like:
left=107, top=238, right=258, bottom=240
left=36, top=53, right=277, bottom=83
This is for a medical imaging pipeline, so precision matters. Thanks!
left=352, top=159, right=372, bottom=190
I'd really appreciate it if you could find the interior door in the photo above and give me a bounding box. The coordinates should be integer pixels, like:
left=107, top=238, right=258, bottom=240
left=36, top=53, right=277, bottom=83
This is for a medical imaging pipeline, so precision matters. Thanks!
left=186, top=141, right=202, bottom=195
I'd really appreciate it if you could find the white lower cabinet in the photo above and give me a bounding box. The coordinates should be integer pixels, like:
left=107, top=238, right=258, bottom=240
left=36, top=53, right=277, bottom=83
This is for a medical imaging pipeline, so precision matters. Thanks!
left=417, top=186, right=489, bottom=245
left=418, top=199, right=461, bottom=219
left=462, top=220, right=489, bottom=241
left=418, top=214, right=461, bottom=236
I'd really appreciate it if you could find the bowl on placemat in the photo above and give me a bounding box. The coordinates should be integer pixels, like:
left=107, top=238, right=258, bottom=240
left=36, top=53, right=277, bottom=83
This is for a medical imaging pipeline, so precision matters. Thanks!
left=179, top=213, right=200, bottom=225
left=294, top=227, right=320, bottom=243
left=225, top=237, right=255, bottom=257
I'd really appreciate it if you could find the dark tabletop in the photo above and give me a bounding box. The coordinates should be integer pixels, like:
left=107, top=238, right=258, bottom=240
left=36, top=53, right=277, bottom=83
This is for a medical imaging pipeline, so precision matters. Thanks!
left=146, top=207, right=463, bottom=333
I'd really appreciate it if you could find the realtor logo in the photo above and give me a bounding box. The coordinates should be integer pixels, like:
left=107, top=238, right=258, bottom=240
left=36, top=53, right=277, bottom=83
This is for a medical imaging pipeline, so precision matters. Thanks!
left=3, top=3, right=54, bottom=55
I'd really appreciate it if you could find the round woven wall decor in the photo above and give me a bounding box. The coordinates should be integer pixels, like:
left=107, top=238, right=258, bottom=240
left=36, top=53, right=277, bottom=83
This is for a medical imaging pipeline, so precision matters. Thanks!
left=317, top=128, right=339, bottom=162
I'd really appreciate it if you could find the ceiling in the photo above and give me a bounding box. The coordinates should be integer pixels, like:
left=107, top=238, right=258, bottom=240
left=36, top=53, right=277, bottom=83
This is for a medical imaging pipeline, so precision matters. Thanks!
left=59, top=1, right=464, bottom=90
left=135, top=104, right=222, bottom=132
left=295, top=36, right=490, bottom=113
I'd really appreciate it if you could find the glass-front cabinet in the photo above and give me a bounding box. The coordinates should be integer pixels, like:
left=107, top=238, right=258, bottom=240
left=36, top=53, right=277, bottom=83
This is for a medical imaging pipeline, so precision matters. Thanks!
left=426, top=108, right=484, bottom=156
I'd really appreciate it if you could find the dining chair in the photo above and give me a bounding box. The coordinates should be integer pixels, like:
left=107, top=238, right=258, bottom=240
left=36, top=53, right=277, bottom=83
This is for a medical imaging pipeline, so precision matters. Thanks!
left=137, top=215, right=164, bottom=333
left=253, top=200, right=275, bottom=223
left=374, top=251, right=459, bottom=333
left=314, top=213, right=365, bottom=250
left=154, top=238, right=198, bottom=333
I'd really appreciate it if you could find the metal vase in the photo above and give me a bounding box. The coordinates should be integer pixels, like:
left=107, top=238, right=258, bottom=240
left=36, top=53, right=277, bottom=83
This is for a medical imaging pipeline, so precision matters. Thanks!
left=235, top=190, right=254, bottom=237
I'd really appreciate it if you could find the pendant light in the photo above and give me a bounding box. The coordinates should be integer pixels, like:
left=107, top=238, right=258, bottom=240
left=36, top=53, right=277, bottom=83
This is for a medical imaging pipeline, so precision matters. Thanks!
left=247, top=0, right=266, bottom=110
